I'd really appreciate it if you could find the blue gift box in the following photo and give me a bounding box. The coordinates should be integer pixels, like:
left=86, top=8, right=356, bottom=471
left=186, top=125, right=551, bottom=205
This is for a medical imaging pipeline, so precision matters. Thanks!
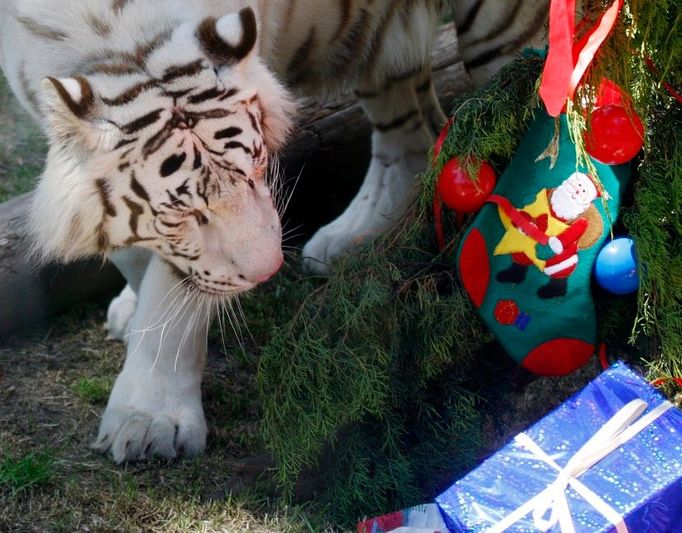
left=436, top=363, right=682, bottom=532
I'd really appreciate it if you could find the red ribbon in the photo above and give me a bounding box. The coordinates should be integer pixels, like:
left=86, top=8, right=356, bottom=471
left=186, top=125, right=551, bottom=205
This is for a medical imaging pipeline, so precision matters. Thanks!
left=645, top=56, right=682, bottom=104
left=540, top=0, right=624, bottom=116
left=651, top=377, right=682, bottom=389
left=433, top=195, right=468, bottom=251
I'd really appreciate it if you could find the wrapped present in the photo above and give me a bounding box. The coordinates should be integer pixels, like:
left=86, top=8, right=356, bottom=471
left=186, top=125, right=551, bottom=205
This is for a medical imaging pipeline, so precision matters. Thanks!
left=436, top=363, right=682, bottom=532
left=357, top=503, right=448, bottom=533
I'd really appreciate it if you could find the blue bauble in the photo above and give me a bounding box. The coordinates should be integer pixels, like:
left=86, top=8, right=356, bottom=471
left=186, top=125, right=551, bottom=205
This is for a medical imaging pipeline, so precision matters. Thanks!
left=594, top=237, right=639, bottom=295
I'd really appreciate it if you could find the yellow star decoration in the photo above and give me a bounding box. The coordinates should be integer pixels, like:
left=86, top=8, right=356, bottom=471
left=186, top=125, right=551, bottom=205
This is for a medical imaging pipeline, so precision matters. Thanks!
left=494, top=190, right=569, bottom=271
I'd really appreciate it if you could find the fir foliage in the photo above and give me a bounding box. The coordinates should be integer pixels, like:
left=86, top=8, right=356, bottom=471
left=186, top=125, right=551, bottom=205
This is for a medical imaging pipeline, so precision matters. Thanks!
left=584, top=0, right=680, bottom=116
left=259, top=234, right=486, bottom=525
left=430, top=55, right=544, bottom=168
left=625, top=105, right=682, bottom=381
left=259, top=54, right=543, bottom=527
left=576, top=0, right=681, bottom=383
left=259, top=1, right=681, bottom=526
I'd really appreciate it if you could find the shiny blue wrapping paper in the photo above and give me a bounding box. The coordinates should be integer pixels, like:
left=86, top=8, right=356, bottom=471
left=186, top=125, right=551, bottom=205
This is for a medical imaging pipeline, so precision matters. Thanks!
left=436, top=363, right=682, bottom=532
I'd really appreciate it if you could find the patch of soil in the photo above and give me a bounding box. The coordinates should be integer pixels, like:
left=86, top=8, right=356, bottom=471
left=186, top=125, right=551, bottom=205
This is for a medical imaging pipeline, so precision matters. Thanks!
left=0, top=298, right=313, bottom=532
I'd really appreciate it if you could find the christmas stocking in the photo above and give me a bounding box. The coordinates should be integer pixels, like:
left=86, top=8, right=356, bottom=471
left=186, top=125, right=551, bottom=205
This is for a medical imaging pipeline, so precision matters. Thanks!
left=457, top=110, right=630, bottom=375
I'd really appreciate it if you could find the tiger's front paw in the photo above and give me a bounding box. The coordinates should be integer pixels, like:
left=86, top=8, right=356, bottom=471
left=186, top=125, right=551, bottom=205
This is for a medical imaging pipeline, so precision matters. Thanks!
left=92, top=370, right=206, bottom=463
left=105, top=285, right=137, bottom=342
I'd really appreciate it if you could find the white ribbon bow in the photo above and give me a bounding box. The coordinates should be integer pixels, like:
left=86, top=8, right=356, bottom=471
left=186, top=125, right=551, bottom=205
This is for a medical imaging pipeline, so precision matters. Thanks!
left=484, top=398, right=673, bottom=533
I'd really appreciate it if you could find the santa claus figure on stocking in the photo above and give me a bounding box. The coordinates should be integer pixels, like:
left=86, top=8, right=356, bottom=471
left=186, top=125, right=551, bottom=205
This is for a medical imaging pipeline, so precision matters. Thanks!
left=491, top=172, right=604, bottom=299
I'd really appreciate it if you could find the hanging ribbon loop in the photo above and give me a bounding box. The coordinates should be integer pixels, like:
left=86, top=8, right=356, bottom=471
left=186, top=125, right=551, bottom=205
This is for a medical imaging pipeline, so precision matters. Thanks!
left=540, top=0, right=625, bottom=116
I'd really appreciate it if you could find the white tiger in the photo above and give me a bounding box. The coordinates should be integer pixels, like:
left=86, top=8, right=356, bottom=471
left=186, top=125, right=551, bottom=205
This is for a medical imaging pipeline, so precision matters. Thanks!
left=0, top=0, right=548, bottom=462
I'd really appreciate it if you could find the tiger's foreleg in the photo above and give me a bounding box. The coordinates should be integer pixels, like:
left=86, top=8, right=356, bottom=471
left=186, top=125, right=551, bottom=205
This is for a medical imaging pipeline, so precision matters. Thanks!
left=302, top=72, right=445, bottom=273
left=94, top=254, right=210, bottom=462
left=105, top=248, right=153, bottom=341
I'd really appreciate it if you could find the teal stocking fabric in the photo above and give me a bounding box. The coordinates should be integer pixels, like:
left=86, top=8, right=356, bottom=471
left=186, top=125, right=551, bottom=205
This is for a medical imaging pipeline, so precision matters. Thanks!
left=457, top=110, right=630, bottom=375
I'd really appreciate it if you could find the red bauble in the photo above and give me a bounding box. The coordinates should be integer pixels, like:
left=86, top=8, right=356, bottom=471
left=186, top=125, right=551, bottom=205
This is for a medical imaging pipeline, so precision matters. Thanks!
left=433, top=117, right=454, bottom=161
left=437, top=157, right=496, bottom=213
left=584, top=104, right=644, bottom=165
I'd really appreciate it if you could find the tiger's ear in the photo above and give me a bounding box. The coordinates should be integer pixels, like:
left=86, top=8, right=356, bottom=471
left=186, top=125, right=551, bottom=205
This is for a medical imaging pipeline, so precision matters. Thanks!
left=41, top=76, right=121, bottom=151
left=42, top=76, right=94, bottom=124
left=197, top=8, right=258, bottom=65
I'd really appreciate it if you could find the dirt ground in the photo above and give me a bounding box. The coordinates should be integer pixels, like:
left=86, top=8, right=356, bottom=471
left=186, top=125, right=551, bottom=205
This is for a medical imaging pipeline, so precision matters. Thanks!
left=0, top=289, right=330, bottom=532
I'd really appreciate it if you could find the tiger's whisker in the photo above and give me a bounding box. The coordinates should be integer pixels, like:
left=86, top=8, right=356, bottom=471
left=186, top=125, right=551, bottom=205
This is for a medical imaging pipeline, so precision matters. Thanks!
left=204, top=298, right=212, bottom=354
left=221, top=298, right=245, bottom=352
left=149, top=286, right=192, bottom=372
left=128, top=282, right=190, bottom=362
left=277, top=169, right=303, bottom=217
left=190, top=293, right=209, bottom=354
left=175, top=290, right=201, bottom=372
left=215, top=299, right=230, bottom=359
left=281, top=222, right=303, bottom=239
left=227, top=304, right=247, bottom=357
left=231, top=296, right=253, bottom=343
left=128, top=275, right=191, bottom=336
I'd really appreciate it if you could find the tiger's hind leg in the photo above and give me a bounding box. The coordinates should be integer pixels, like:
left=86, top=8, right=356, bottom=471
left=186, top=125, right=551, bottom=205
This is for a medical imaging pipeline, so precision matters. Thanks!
left=302, top=71, right=445, bottom=273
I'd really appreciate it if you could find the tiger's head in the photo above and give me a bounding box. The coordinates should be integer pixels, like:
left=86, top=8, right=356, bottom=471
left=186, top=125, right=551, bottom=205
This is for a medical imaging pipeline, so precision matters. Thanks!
left=31, top=8, right=294, bottom=295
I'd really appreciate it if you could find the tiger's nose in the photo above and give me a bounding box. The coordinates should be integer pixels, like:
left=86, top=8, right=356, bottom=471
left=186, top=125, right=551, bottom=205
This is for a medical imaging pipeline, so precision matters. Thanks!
left=241, top=251, right=284, bottom=285
left=254, top=257, right=284, bottom=283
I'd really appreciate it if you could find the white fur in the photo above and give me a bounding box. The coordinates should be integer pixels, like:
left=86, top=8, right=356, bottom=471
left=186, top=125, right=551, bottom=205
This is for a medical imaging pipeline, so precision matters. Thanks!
left=216, top=12, right=247, bottom=48
left=30, top=140, right=110, bottom=262
left=25, top=13, right=294, bottom=268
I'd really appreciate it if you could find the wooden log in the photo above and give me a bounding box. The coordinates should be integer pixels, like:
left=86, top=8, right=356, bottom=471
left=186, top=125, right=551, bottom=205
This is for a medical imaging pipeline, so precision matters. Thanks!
left=0, top=24, right=472, bottom=336
left=0, top=192, right=126, bottom=335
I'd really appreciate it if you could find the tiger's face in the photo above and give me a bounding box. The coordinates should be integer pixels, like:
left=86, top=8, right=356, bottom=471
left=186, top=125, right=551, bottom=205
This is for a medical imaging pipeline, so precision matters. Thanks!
left=31, top=8, right=294, bottom=296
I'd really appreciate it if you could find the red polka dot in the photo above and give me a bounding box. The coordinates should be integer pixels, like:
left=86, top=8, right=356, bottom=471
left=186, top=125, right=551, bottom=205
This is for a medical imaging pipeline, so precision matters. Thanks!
left=522, top=339, right=594, bottom=376
left=494, top=300, right=519, bottom=325
left=459, top=229, right=490, bottom=308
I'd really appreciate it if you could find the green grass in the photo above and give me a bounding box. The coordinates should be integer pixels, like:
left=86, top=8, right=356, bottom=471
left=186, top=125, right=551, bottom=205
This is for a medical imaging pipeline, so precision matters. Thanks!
left=0, top=452, right=55, bottom=496
left=70, top=376, right=114, bottom=405
left=0, top=73, right=46, bottom=202
left=0, top=159, right=42, bottom=201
